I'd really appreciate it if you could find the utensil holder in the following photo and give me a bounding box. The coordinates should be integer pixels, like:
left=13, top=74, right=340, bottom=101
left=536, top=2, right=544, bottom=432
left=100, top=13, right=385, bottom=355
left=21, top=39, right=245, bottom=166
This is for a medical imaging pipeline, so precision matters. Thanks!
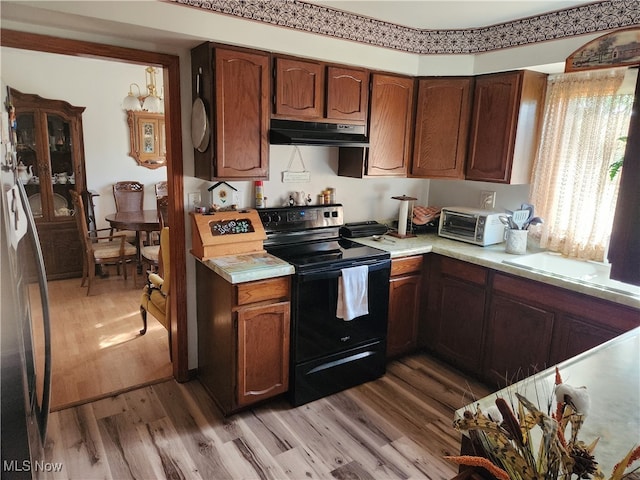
left=505, top=229, right=528, bottom=255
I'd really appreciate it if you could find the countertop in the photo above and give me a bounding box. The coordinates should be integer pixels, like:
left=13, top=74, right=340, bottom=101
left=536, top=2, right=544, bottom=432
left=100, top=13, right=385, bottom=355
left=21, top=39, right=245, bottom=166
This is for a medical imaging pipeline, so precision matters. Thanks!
left=351, top=233, right=640, bottom=310
left=196, top=233, right=640, bottom=309
left=454, top=326, right=640, bottom=476
left=200, top=251, right=294, bottom=284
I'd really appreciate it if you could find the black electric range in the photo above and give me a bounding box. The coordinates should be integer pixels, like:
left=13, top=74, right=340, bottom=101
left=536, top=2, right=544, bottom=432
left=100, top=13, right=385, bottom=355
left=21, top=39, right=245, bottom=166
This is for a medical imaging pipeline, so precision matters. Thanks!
left=257, top=204, right=391, bottom=406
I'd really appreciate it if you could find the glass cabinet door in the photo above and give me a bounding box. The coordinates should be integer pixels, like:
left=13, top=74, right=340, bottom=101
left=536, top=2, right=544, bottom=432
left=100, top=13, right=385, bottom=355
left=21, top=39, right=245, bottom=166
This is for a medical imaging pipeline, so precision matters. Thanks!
left=15, top=111, right=44, bottom=218
left=47, top=114, right=75, bottom=218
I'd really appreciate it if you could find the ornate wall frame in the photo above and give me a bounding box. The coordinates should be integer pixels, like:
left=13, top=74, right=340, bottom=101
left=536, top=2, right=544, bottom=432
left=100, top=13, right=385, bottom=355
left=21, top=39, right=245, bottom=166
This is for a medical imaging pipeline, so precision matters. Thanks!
left=127, top=110, right=166, bottom=169
left=565, top=27, right=640, bottom=73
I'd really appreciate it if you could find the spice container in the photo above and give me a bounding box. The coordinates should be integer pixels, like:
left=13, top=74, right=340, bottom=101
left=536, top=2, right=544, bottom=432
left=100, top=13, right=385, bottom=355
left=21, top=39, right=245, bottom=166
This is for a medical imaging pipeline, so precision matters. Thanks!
left=255, top=180, right=264, bottom=208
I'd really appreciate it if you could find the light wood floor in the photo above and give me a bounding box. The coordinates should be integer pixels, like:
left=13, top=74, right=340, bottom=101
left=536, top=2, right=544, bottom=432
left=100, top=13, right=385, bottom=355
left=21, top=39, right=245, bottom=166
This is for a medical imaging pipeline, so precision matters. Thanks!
left=43, top=267, right=172, bottom=411
left=43, top=353, right=492, bottom=479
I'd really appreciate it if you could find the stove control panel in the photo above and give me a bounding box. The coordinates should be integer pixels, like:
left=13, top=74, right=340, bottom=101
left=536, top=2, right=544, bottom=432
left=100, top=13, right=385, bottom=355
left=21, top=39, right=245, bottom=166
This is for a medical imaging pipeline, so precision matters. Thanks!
left=258, top=204, right=343, bottom=232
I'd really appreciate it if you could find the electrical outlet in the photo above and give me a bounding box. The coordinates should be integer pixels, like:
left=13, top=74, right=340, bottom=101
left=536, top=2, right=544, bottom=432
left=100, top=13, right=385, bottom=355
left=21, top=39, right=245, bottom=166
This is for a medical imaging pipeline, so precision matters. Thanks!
left=480, top=191, right=496, bottom=209
left=188, top=192, right=201, bottom=210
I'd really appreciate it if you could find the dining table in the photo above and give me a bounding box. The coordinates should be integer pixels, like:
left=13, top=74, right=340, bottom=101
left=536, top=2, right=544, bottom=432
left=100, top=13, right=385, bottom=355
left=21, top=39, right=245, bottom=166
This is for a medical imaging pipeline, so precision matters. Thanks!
left=105, top=209, right=160, bottom=272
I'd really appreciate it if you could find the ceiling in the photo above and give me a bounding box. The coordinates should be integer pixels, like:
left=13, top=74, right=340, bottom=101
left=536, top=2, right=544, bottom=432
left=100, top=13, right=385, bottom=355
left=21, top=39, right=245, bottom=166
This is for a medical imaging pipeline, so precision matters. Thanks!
left=306, top=0, right=593, bottom=30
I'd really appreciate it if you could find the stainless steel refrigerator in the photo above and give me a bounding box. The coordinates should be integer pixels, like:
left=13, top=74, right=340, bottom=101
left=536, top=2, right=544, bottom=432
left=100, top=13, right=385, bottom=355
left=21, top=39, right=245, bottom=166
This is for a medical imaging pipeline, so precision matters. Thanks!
left=1, top=87, right=52, bottom=479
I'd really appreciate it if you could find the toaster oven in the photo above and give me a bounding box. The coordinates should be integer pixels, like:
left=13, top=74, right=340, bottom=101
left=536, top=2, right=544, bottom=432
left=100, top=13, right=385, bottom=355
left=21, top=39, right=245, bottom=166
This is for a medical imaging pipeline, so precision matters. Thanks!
left=438, top=207, right=505, bottom=246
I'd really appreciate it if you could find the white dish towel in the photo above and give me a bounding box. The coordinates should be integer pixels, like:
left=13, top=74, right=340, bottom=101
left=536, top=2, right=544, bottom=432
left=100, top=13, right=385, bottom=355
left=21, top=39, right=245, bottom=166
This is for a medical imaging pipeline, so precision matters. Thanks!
left=336, top=265, right=369, bottom=321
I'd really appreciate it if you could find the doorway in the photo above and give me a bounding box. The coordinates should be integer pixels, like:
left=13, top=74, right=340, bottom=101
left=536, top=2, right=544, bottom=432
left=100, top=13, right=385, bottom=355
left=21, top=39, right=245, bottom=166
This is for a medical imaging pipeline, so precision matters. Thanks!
left=0, top=29, right=189, bottom=394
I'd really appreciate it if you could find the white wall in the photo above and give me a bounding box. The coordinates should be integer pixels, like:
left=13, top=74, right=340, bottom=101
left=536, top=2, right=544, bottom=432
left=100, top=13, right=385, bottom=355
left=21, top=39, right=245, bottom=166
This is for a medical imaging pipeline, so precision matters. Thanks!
left=200, top=146, right=429, bottom=223
left=1, top=48, right=167, bottom=230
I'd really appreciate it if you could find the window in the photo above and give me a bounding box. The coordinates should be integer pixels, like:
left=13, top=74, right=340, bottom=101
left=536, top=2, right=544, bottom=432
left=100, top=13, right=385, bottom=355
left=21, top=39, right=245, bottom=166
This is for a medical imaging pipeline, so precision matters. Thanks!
left=529, top=67, right=636, bottom=262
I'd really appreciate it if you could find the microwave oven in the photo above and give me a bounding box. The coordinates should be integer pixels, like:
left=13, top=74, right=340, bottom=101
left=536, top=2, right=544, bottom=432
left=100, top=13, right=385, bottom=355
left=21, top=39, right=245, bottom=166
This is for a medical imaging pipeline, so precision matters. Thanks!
left=438, top=207, right=505, bottom=246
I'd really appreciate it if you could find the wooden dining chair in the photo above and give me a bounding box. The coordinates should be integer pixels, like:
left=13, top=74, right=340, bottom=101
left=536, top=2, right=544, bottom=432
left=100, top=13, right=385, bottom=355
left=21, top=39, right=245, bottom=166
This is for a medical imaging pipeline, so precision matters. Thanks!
left=113, top=180, right=144, bottom=212
left=112, top=180, right=144, bottom=244
left=141, top=195, right=170, bottom=273
left=71, top=190, right=137, bottom=295
left=155, top=181, right=168, bottom=198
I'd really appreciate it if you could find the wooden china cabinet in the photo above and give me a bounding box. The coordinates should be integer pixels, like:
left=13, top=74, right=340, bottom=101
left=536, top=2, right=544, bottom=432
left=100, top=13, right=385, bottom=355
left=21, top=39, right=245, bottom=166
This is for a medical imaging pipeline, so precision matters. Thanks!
left=10, top=88, right=86, bottom=280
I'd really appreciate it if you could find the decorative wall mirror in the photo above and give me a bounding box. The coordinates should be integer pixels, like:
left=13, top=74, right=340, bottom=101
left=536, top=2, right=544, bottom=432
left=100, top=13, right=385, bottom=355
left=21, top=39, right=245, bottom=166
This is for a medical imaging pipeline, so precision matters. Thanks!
left=127, top=110, right=166, bottom=169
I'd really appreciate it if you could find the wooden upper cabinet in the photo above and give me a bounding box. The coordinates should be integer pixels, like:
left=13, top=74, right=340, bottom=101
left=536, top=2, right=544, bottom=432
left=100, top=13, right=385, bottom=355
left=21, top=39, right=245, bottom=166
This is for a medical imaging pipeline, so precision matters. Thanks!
left=326, top=66, right=369, bottom=123
left=273, top=58, right=369, bottom=124
left=411, top=77, right=473, bottom=179
left=466, top=70, right=547, bottom=184
left=274, top=57, right=324, bottom=119
left=191, top=43, right=270, bottom=180
left=368, top=73, right=415, bottom=176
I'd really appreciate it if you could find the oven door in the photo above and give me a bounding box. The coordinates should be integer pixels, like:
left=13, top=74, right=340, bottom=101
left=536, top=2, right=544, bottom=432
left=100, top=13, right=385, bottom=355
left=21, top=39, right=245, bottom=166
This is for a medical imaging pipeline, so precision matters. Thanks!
left=292, top=258, right=391, bottom=363
left=439, top=210, right=480, bottom=243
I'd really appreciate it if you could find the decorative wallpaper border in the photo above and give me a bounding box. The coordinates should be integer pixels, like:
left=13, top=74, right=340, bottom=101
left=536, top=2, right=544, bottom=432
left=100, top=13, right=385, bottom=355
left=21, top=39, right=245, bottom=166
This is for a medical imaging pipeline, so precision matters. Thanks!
left=170, top=0, right=640, bottom=54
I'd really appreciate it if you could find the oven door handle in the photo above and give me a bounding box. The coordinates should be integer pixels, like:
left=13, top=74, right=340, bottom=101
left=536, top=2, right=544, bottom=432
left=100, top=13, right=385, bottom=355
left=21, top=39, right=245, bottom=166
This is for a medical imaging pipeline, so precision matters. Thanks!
left=297, top=258, right=390, bottom=283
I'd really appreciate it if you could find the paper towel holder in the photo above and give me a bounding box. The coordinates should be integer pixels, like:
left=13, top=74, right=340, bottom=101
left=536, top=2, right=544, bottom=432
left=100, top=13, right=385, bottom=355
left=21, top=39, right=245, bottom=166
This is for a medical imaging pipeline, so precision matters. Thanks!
left=389, top=195, right=417, bottom=239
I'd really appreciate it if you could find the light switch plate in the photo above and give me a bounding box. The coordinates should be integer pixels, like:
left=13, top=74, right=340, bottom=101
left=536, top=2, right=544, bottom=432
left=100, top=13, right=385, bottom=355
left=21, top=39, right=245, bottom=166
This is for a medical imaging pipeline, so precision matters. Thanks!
left=188, top=192, right=201, bottom=210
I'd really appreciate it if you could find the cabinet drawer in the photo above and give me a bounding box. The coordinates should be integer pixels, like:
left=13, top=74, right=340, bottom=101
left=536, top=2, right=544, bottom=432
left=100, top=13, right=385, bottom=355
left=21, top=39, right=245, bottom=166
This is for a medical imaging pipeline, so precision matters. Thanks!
left=440, top=256, right=487, bottom=285
left=236, top=276, right=290, bottom=306
left=391, top=255, right=424, bottom=277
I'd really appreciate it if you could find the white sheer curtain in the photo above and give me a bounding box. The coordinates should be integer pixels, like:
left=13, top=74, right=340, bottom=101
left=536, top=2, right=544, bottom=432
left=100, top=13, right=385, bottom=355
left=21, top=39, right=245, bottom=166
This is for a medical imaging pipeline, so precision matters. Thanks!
left=529, top=67, right=635, bottom=262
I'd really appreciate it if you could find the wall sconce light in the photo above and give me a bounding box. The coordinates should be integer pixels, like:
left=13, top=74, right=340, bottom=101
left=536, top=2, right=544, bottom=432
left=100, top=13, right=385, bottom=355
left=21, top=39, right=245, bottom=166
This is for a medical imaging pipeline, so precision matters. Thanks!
left=122, top=66, right=163, bottom=113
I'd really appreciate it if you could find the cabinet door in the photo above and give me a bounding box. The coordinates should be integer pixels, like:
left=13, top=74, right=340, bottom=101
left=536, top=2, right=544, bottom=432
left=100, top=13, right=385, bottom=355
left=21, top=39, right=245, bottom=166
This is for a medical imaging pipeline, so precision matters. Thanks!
left=236, top=301, right=290, bottom=407
left=549, top=314, right=621, bottom=365
left=38, top=223, right=83, bottom=280
left=215, top=48, right=270, bottom=178
left=274, top=58, right=324, bottom=119
left=326, top=66, right=369, bottom=123
left=483, top=295, right=555, bottom=387
left=367, top=74, right=415, bottom=176
left=435, top=276, right=486, bottom=374
left=387, top=273, right=421, bottom=358
left=466, top=71, right=520, bottom=183
left=466, top=70, right=546, bottom=184
left=412, top=77, right=473, bottom=178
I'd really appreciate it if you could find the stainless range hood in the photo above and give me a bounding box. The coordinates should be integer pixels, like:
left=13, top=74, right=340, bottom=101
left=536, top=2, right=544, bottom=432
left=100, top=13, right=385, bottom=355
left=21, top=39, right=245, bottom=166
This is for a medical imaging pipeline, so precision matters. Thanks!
left=269, top=119, right=369, bottom=147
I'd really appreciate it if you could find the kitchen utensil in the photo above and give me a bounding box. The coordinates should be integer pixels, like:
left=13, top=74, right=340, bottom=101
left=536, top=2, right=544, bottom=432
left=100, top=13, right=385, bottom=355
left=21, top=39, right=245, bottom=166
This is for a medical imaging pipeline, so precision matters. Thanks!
left=499, top=215, right=518, bottom=230
left=520, top=203, right=534, bottom=222
left=524, top=216, right=544, bottom=229
left=512, top=210, right=530, bottom=229
left=191, top=67, right=210, bottom=153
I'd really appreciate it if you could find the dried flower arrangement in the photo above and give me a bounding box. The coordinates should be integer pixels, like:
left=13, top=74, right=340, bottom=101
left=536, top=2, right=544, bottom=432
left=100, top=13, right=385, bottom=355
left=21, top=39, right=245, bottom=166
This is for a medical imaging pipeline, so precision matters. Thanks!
left=447, top=367, right=640, bottom=480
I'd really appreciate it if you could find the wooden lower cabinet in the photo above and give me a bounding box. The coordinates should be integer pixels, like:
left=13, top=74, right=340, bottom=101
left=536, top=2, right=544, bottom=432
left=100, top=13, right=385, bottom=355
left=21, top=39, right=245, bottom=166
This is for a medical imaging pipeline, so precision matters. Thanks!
left=482, top=294, right=555, bottom=386
left=236, top=301, right=290, bottom=407
left=196, top=262, right=290, bottom=414
left=423, top=257, right=639, bottom=388
left=423, top=255, right=487, bottom=376
left=38, top=221, right=83, bottom=280
left=487, top=272, right=638, bottom=386
left=387, top=255, right=423, bottom=358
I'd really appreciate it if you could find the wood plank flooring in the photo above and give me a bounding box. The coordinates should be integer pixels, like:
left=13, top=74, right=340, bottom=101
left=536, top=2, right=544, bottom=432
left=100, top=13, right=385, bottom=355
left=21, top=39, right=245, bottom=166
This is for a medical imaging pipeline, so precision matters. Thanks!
left=43, top=354, right=492, bottom=479
left=39, top=268, right=173, bottom=411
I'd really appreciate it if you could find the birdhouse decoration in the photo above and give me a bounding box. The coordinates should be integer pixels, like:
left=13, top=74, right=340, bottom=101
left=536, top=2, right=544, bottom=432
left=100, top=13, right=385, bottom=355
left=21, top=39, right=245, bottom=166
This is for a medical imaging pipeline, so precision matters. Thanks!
left=208, top=181, right=238, bottom=211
